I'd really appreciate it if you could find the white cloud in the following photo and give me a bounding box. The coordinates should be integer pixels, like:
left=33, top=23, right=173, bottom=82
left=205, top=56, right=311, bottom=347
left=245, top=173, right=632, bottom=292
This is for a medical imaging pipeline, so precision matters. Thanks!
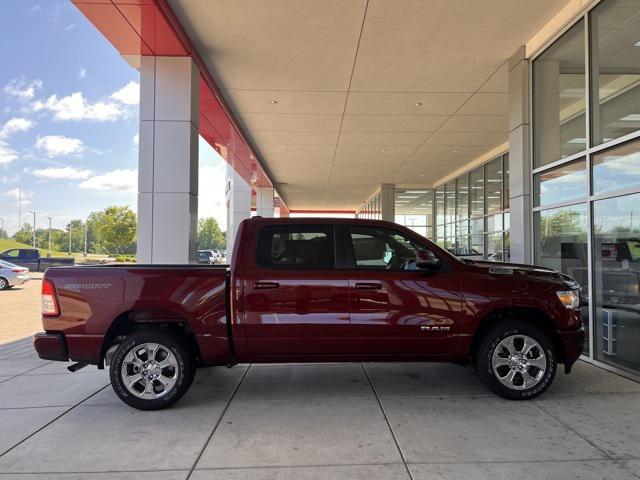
left=32, top=166, right=92, bottom=180
left=110, top=81, right=139, bottom=106
left=4, top=79, right=42, bottom=101
left=35, top=135, right=85, bottom=157
left=0, top=142, right=18, bottom=164
left=0, top=117, right=34, bottom=140
left=78, top=169, right=137, bottom=192
left=4, top=188, right=33, bottom=206
left=78, top=68, right=87, bottom=79
left=132, top=133, right=139, bottom=145
left=33, top=92, right=129, bottom=122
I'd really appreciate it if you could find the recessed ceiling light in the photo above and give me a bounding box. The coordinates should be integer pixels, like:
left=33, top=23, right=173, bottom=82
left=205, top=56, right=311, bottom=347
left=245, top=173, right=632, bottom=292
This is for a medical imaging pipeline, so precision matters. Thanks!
left=633, top=40, right=640, bottom=47
left=453, top=149, right=460, bottom=153
left=270, top=100, right=278, bottom=104
left=382, top=148, right=388, bottom=153
left=412, top=102, right=423, bottom=107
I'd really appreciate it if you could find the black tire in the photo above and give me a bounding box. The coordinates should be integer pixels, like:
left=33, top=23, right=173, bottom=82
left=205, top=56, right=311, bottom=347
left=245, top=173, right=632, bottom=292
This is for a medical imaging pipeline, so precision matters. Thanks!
left=0, top=277, right=9, bottom=290
left=109, top=329, right=195, bottom=410
left=475, top=320, right=556, bottom=400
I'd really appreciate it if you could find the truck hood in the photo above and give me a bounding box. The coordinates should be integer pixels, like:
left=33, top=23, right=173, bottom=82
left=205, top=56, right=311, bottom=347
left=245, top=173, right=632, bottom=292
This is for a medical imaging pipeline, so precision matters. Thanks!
left=462, top=259, right=580, bottom=288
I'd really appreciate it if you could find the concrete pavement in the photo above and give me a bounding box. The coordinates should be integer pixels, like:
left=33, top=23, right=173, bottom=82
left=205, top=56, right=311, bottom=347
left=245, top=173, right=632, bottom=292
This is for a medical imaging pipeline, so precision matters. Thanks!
left=0, top=273, right=43, bottom=345
left=0, top=336, right=639, bottom=479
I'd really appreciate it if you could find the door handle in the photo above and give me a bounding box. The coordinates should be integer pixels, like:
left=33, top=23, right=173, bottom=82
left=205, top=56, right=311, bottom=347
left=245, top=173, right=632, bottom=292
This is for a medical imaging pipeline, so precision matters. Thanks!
left=253, top=281, right=280, bottom=290
left=355, top=282, right=382, bottom=290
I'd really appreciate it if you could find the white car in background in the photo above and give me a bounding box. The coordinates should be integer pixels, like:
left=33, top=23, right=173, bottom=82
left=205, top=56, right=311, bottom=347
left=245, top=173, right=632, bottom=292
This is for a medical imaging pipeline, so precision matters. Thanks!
left=0, top=260, right=30, bottom=290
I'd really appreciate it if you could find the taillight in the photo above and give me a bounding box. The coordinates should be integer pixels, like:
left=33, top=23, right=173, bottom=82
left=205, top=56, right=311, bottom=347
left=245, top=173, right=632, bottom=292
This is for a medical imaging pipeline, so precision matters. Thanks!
left=41, top=279, right=60, bottom=317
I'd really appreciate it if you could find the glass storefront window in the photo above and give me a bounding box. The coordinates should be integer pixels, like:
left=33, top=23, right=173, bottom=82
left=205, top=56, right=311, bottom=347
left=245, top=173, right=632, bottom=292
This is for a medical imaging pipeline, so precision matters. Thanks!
left=445, top=181, right=456, bottom=224
left=485, top=158, right=503, bottom=214
left=504, top=154, right=510, bottom=210
left=470, top=167, right=484, bottom=218
left=593, top=192, right=640, bottom=372
left=593, top=138, right=640, bottom=195
left=534, top=158, right=587, bottom=207
left=590, top=1, right=640, bottom=146
left=435, top=186, right=445, bottom=226
left=533, top=20, right=586, bottom=167
left=456, top=174, right=469, bottom=221
left=535, top=204, right=589, bottom=350
left=486, top=232, right=505, bottom=262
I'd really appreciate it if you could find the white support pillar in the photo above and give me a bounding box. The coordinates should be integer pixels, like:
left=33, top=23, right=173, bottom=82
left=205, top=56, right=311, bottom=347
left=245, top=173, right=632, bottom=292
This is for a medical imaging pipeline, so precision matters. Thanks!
left=226, top=166, right=252, bottom=257
left=380, top=183, right=395, bottom=222
left=508, top=47, right=533, bottom=264
left=137, top=56, right=199, bottom=264
left=256, top=186, right=275, bottom=217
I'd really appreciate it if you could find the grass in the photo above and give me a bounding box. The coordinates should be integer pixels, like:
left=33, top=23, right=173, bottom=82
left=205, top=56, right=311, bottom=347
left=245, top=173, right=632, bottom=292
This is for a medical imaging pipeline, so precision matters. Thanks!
left=0, top=238, right=70, bottom=257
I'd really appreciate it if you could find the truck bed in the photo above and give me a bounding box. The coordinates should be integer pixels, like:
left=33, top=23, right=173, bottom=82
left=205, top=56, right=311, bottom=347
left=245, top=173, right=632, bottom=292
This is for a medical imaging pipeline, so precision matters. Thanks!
left=43, top=264, right=231, bottom=366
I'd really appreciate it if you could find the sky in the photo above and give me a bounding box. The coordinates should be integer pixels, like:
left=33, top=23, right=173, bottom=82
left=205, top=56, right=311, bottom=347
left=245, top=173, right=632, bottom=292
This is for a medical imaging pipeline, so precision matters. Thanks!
left=0, top=0, right=228, bottom=235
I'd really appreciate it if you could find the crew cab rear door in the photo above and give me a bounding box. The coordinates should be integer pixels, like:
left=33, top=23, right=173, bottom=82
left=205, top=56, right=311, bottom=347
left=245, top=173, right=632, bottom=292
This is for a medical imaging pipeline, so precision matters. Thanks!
left=345, top=224, right=462, bottom=357
left=241, top=223, right=349, bottom=358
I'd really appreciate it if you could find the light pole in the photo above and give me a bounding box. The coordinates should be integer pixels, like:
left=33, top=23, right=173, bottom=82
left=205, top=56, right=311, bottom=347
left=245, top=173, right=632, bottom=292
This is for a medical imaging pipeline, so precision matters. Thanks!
left=68, top=224, right=72, bottom=255
left=47, top=216, right=52, bottom=257
left=0, top=217, right=4, bottom=239
left=28, top=210, right=36, bottom=247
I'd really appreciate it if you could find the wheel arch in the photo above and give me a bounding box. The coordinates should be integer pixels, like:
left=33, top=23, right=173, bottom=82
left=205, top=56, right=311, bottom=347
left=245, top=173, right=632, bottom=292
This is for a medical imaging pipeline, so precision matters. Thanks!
left=469, top=307, right=565, bottom=364
left=98, top=309, right=202, bottom=369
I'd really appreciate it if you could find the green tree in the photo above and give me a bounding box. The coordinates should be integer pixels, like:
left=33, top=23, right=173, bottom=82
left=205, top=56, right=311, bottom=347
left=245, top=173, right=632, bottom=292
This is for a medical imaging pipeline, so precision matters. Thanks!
left=197, top=217, right=225, bottom=250
left=13, top=223, right=34, bottom=246
left=93, top=206, right=137, bottom=255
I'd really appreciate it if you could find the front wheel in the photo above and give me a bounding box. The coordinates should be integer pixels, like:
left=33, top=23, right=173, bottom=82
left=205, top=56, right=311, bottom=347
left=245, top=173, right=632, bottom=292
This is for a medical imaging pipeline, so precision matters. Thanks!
left=475, top=321, right=556, bottom=400
left=0, top=277, right=9, bottom=290
left=109, top=329, right=195, bottom=410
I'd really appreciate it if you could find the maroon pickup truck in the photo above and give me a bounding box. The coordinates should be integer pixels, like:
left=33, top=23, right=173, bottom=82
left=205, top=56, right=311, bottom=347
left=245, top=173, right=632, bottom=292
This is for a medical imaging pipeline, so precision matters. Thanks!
left=34, top=218, right=584, bottom=410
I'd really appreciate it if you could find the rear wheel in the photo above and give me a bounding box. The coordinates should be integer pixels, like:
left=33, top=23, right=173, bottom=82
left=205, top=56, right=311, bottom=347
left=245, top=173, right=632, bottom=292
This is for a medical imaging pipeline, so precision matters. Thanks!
left=475, top=321, right=556, bottom=400
left=0, top=277, right=9, bottom=290
left=109, top=329, right=195, bottom=410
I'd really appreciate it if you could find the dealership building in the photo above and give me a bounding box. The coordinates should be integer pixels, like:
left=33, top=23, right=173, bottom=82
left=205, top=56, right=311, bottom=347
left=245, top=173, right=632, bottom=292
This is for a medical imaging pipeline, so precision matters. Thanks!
left=73, top=0, right=640, bottom=378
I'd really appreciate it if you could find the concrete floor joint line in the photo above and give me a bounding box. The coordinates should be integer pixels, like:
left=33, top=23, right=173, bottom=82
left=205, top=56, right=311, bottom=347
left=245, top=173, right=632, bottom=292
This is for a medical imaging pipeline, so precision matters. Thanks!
left=361, top=362, right=415, bottom=480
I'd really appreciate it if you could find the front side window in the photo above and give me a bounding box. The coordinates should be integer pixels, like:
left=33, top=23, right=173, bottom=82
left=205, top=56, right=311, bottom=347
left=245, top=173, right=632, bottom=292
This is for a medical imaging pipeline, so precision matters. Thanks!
left=3, top=249, right=19, bottom=258
left=349, top=226, right=429, bottom=271
left=257, top=226, right=335, bottom=269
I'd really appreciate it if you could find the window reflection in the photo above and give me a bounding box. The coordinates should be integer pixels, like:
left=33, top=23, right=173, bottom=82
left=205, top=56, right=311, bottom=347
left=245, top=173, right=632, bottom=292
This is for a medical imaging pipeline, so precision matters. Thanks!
left=594, top=193, right=640, bottom=371
left=535, top=204, right=589, bottom=350
left=534, top=158, right=587, bottom=207
left=593, top=138, right=640, bottom=195
left=533, top=20, right=586, bottom=167
left=590, top=0, right=640, bottom=146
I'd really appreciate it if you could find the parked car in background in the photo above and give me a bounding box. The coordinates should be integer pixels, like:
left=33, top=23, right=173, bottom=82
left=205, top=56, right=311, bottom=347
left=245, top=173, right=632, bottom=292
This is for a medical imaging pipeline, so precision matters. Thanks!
left=0, top=260, right=30, bottom=290
left=0, top=249, right=75, bottom=272
left=197, top=250, right=217, bottom=264
left=35, top=218, right=584, bottom=410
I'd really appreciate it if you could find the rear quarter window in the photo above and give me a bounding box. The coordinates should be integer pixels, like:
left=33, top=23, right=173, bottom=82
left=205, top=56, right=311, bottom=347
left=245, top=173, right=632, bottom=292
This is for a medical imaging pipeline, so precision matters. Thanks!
left=257, top=225, right=335, bottom=269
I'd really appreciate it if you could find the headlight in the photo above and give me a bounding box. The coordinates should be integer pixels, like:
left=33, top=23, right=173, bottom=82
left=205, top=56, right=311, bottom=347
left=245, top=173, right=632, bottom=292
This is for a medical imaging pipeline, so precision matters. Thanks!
left=556, top=290, right=580, bottom=309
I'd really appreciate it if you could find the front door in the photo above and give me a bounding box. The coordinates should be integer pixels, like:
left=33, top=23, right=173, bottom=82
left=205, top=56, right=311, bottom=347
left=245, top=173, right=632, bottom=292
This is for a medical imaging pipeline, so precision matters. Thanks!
left=242, top=224, right=350, bottom=359
left=346, top=225, right=462, bottom=357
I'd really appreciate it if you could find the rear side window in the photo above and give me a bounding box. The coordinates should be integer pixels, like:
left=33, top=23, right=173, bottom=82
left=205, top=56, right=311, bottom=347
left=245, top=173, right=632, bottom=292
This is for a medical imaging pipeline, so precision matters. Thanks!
left=257, top=225, right=335, bottom=269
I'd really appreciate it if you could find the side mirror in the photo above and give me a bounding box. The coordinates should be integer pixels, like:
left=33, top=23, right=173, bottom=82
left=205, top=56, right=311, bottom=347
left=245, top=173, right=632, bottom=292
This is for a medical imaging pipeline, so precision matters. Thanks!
left=416, top=249, right=442, bottom=270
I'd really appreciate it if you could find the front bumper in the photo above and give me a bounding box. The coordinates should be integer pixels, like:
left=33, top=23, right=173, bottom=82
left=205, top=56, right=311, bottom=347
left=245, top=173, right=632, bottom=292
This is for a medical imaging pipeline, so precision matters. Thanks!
left=559, top=326, right=585, bottom=373
left=33, top=332, right=68, bottom=361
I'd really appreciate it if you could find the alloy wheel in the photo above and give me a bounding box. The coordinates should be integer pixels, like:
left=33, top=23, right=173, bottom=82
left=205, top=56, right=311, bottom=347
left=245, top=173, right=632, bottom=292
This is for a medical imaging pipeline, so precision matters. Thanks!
left=120, top=342, right=178, bottom=399
left=491, top=334, right=547, bottom=390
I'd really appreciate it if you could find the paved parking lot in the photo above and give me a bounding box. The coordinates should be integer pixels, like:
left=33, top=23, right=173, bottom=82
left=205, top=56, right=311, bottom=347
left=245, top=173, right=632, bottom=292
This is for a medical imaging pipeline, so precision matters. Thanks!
left=0, top=274, right=43, bottom=345
left=0, top=336, right=639, bottom=480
